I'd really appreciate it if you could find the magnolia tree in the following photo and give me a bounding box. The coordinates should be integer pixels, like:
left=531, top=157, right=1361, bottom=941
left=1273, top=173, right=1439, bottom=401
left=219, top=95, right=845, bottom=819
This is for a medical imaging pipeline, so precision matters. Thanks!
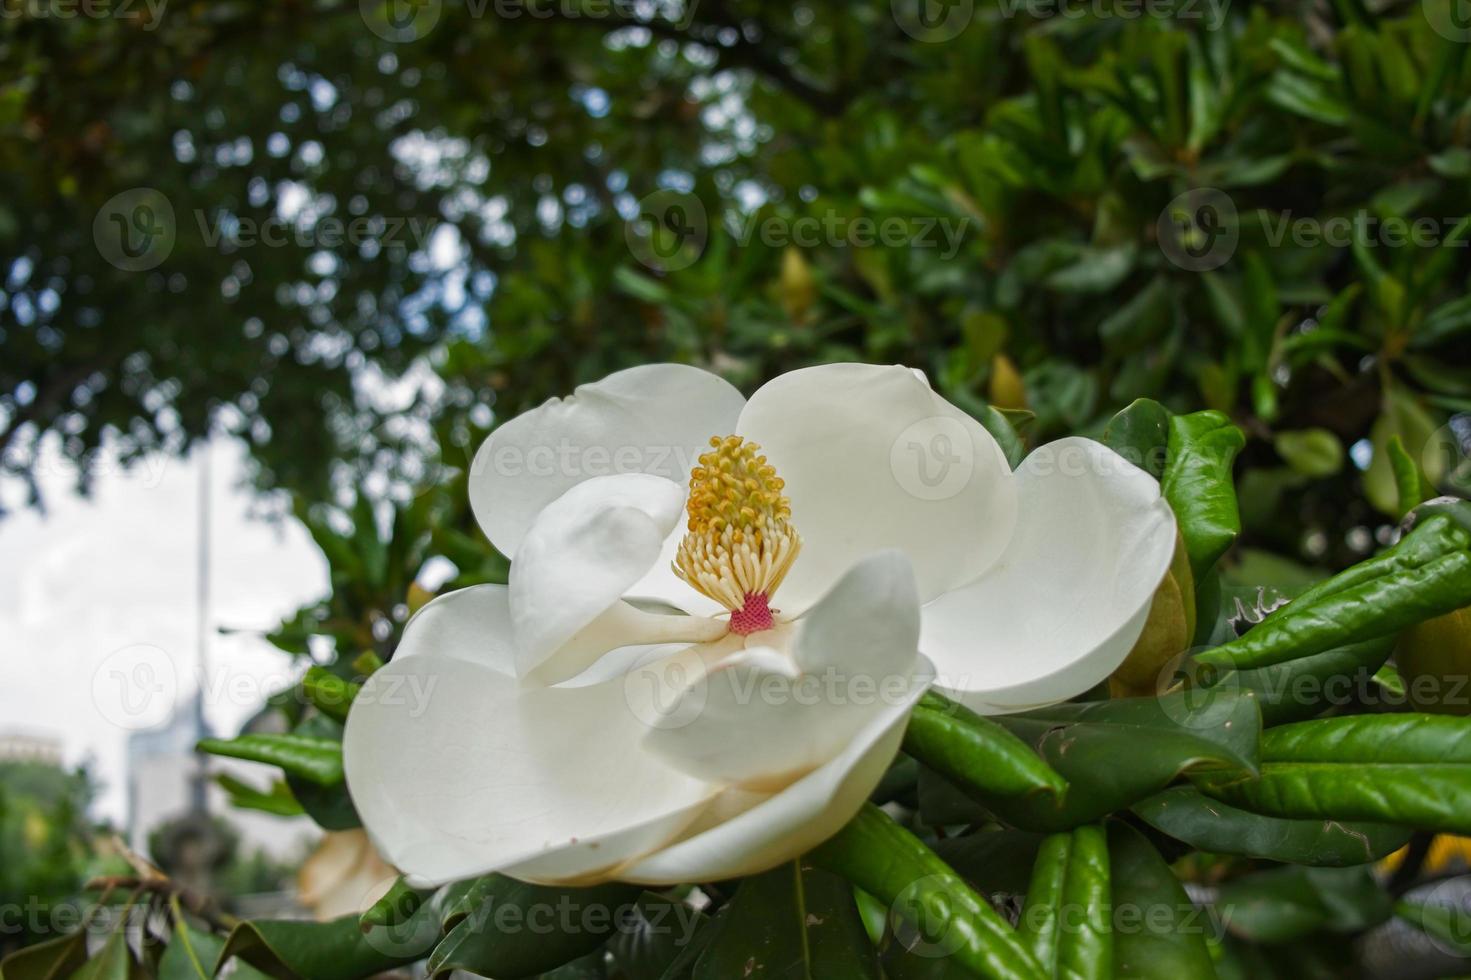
left=15, top=361, right=1471, bottom=980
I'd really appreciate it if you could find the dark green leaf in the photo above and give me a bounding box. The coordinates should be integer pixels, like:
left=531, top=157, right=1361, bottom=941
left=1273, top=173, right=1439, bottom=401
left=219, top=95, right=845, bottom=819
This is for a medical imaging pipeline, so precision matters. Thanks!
left=1227, top=635, right=1395, bottom=726
left=220, top=911, right=436, bottom=980
left=904, top=691, right=1068, bottom=802
left=360, top=876, right=426, bottom=931
left=1102, top=398, right=1172, bottom=479
left=0, top=930, right=88, bottom=980
left=692, top=861, right=880, bottom=979
left=196, top=733, right=343, bottom=787
left=215, top=774, right=304, bottom=818
left=1107, top=823, right=1215, bottom=978
left=1161, top=411, right=1246, bottom=580
left=606, top=893, right=707, bottom=980
left=1016, top=826, right=1112, bottom=979
left=1215, top=866, right=1391, bottom=944
left=1133, top=785, right=1409, bottom=866
left=303, top=666, right=361, bottom=724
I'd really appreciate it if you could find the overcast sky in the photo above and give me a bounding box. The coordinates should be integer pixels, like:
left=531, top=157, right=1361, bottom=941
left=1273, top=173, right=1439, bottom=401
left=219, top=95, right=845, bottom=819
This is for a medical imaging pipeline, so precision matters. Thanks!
left=0, top=437, right=329, bottom=824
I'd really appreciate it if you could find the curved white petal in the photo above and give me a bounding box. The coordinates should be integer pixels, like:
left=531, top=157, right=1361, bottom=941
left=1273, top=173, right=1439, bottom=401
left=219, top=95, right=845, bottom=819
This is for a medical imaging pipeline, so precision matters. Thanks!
left=736, top=363, right=1017, bottom=613
left=641, top=551, right=921, bottom=789
left=920, top=437, right=1177, bottom=713
left=618, top=655, right=935, bottom=885
left=469, top=364, right=746, bottom=559
left=391, top=583, right=516, bottom=674
left=344, top=632, right=721, bottom=887
left=509, top=473, right=724, bottom=683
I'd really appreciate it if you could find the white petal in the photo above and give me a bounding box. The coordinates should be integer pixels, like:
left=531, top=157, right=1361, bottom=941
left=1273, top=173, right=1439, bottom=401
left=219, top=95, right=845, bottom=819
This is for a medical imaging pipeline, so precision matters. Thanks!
left=641, top=551, right=921, bottom=789
left=920, top=437, right=1177, bottom=713
left=509, top=473, right=725, bottom=684
left=618, top=656, right=935, bottom=885
left=392, top=583, right=516, bottom=674
left=469, top=364, right=746, bottom=559
left=344, top=644, right=720, bottom=888
left=736, top=363, right=1017, bottom=613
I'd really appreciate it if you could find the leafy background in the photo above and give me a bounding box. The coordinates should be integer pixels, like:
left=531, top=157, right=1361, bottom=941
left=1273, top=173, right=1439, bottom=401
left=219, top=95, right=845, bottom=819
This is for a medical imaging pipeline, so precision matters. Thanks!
left=6, top=0, right=1471, bottom=976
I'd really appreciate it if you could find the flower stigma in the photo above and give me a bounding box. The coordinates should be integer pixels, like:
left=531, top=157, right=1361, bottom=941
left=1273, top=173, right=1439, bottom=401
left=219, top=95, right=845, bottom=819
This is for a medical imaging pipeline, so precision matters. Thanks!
left=674, top=435, right=802, bottom=635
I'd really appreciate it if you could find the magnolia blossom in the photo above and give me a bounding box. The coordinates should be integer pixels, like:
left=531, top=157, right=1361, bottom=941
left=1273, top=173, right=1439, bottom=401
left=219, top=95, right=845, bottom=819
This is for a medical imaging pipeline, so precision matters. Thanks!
left=344, top=363, right=1176, bottom=887
left=296, top=829, right=399, bottom=921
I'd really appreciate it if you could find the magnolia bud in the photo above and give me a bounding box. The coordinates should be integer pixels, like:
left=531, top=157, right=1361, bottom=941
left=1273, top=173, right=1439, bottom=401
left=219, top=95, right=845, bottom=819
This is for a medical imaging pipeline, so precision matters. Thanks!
left=779, top=246, right=815, bottom=325
left=1395, top=607, right=1471, bottom=716
left=1110, top=533, right=1194, bottom=698
left=988, top=354, right=1027, bottom=411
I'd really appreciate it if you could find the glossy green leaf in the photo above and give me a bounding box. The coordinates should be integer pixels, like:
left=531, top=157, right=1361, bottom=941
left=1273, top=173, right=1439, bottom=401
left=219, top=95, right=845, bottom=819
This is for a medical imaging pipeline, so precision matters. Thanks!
left=0, top=930, right=88, bottom=980
left=978, top=691, right=1259, bottom=832
left=284, top=714, right=360, bottom=830
left=691, top=861, right=880, bottom=979
left=1102, top=398, right=1172, bottom=479
left=810, top=804, right=1046, bottom=980
left=1133, top=785, right=1409, bottom=866
left=933, top=831, right=1047, bottom=897
left=215, top=773, right=303, bottom=817
left=360, top=876, right=426, bottom=931
left=1214, top=866, right=1391, bottom=944
left=1016, top=826, right=1112, bottom=979
left=195, top=733, right=343, bottom=786
left=1197, top=514, right=1471, bottom=672
left=158, top=909, right=273, bottom=980
left=605, top=893, right=707, bottom=980
left=1107, top=823, right=1215, bottom=978
left=1161, top=410, right=1246, bottom=579
left=1226, top=634, right=1395, bottom=726
left=904, top=691, right=1068, bottom=801
left=220, top=911, right=435, bottom=980
left=302, top=666, right=361, bottom=724
left=427, top=876, right=639, bottom=979
left=1196, top=714, right=1471, bottom=833
left=1387, top=435, right=1426, bottom=518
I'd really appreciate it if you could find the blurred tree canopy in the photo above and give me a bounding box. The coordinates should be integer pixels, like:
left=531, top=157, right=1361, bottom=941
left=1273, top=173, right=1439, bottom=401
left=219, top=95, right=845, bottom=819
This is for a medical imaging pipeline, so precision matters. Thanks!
left=4, top=0, right=1471, bottom=577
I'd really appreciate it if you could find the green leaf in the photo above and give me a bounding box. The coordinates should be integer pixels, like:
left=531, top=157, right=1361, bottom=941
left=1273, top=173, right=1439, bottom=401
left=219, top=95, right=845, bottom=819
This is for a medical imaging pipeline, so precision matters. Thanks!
left=978, top=691, right=1259, bottom=832
left=196, top=733, right=343, bottom=786
left=303, top=667, right=361, bottom=724
left=810, top=804, right=1046, bottom=980
left=932, top=831, right=1047, bottom=897
left=428, top=876, right=640, bottom=979
left=1273, top=429, right=1343, bottom=478
left=1196, top=714, right=1471, bottom=833
left=904, top=691, right=1068, bottom=801
left=1365, top=388, right=1441, bottom=517
left=1227, top=634, right=1395, bottom=726
left=159, top=909, right=273, bottom=980
left=1196, top=515, right=1471, bottom=672
left=1214, top=866, right=1391, bottom=944
left=360, top=876, right=426, bottom=931
left=1102, top=398, right=1172, bottom=480
left=606, top=893, right=707, bottom=980
left=1387, top=435, right=1427, bottom=519
left=0, top=930, right=88, bottom=980
left=215, top=774, right=304, bottom=817
left=1133, top=785, right=1409, bottom=866
left=691, top=861, right=880, bottom=979
left=1016, top=826, right=1112, bottom=979
left=220, top=912, right=435, bottom=980
left=284, top=715, right=360, bottom=830
left=69, top=931, right=141, bottom=980
left=1107, top=823, right=1215, bottom=978
left=1161, top=411, right=1245, bottom=580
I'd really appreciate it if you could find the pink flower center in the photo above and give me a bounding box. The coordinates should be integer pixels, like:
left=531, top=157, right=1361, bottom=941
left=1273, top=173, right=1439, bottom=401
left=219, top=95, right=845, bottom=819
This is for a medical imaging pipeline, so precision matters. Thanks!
left=729, top=592, right=775, bottom=635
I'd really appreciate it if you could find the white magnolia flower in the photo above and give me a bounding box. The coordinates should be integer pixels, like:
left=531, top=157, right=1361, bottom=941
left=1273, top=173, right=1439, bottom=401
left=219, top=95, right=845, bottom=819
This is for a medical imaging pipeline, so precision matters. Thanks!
left=344, top=362, right=1176, bottom=887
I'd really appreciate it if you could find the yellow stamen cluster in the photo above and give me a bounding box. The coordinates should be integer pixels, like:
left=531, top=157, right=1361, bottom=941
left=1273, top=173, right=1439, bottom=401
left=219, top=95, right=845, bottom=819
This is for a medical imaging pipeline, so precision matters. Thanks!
left=673, top=435, right=801, bottom=612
